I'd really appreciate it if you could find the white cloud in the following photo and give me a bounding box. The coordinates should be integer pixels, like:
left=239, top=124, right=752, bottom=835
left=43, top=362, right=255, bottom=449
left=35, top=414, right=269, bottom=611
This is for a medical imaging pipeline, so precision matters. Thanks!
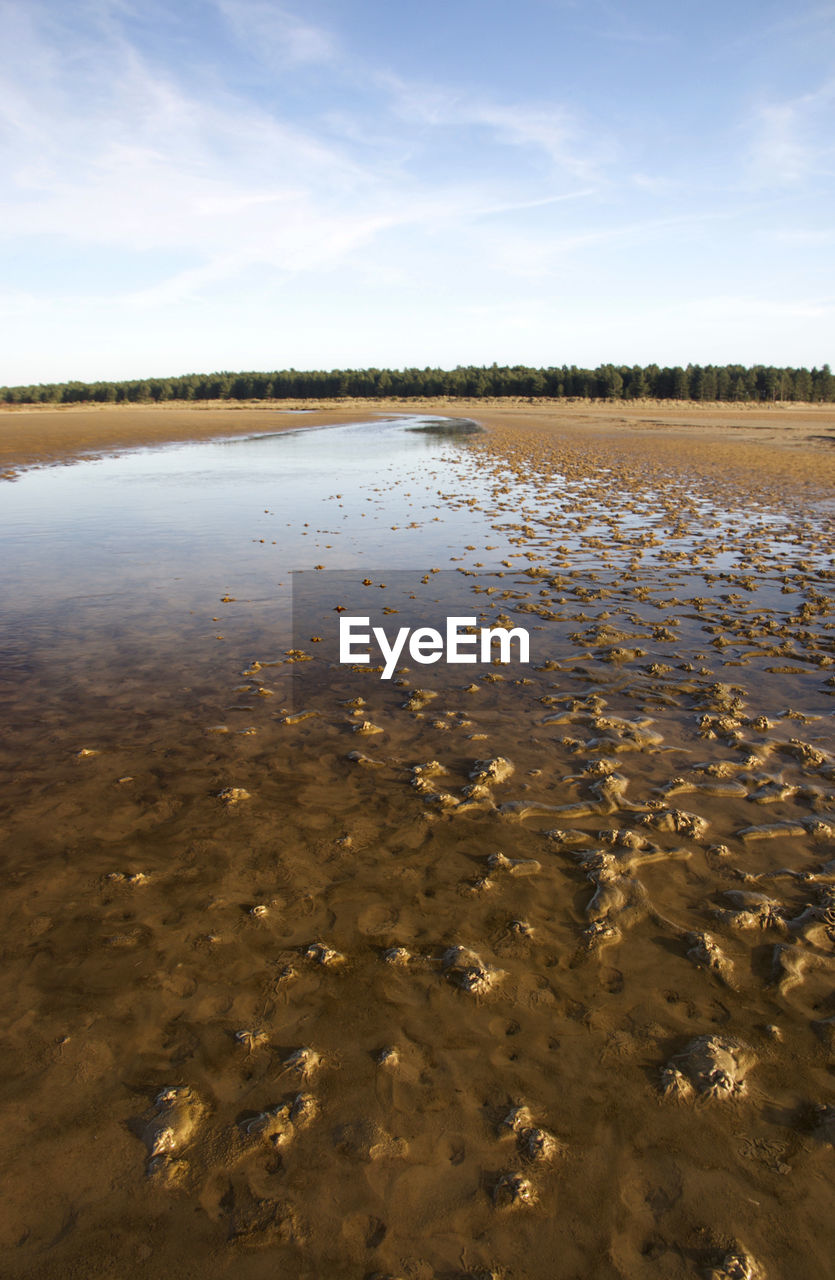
left=747, top=79, right=835, bottom=187
left=381, top=73, right=604, bottom=181
left=213, top=0, right=336, bottom=66
left=2, top=0, right=832, bottom=382
left=0, top=0, right=609, bottom=317
left=0, top=2, right=386, bottom=281
left=461, top=102, right=602, bottom=179
left=723, top=2, right=835, bottom=53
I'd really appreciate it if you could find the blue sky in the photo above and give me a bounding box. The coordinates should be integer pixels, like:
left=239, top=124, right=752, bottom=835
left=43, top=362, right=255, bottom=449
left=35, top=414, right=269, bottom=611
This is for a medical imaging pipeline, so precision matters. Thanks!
left=1, top=0, right=833, bottom=383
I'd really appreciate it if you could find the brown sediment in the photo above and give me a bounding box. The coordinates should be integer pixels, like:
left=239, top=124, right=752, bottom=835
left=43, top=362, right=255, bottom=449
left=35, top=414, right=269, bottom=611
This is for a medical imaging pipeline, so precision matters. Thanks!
left=1, top=396, right=833, bottom=482
left=0, top=401, right=393, bottom=476
left=0, top=400, right=833, bottom=1278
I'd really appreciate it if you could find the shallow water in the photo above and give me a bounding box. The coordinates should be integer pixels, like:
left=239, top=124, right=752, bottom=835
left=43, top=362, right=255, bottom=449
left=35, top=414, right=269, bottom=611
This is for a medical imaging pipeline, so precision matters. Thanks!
left=0, top=412, right=833, bottom=1280
left=0, top=414, right=506, bottom=746
left=0, top=415, right=494, bottom=616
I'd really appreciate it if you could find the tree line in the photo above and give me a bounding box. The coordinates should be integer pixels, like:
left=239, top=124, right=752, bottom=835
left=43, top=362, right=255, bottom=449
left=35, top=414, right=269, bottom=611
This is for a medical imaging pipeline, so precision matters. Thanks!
left=2, top=362, right=833, bottom=405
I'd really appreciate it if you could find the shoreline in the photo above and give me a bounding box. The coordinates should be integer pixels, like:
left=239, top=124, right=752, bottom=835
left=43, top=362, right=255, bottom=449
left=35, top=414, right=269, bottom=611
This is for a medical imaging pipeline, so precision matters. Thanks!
left=0, top=397, right=833, bottom=483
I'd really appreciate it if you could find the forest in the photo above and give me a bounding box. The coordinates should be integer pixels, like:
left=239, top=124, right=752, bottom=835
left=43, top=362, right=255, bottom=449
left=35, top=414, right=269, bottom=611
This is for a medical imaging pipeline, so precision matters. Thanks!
left=1, top=362, right=833, bottom=405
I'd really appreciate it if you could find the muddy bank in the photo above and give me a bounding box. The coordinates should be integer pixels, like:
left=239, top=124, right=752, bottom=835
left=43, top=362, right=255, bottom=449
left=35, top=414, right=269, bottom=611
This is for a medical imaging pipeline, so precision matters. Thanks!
left=1, top=398, right=833, bottom=483
left=0, top=406, right=832, bottom=1279
left=0, top=403, right=391, bottom=477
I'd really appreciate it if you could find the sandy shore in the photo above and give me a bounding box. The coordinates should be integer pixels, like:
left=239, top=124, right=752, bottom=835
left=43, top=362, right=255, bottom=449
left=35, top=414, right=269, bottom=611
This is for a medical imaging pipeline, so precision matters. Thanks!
left=0, top=402, right=389, bottom=477
left=1, top=398, right=833, bottom=485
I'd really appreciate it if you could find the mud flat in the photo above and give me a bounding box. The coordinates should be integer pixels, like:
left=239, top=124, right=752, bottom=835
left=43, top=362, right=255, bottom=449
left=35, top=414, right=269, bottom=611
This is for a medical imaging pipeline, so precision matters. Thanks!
left=1, top=396, right=833, bottom=478
left=0, top=401, right=398, bottom=477
left=0, top=402, right=832, bottom=1278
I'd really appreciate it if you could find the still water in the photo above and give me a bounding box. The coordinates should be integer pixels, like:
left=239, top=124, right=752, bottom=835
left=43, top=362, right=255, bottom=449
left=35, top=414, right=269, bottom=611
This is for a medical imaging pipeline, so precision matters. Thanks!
left=0, top=415, right=500, bottom=737
left=0, top=416, right=494, bottom=622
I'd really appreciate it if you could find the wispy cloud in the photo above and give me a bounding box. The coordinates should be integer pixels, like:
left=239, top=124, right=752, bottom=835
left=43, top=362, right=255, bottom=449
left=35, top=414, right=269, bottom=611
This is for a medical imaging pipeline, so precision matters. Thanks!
left=213, top=0, right=337, bottom=66
left=1, top=0, right=833, bottom=380
left=0, top=3, right=381, bottom=274
left=473, top=190, right=597, bottom=218
left=380, top=74, right=607, bottom=183
left=459, top=101, right=603, bottom=179
left=746, top=79, right=835, bottom=186
left=720, top=1, right=835, bottom=54
left=470, top=207, right=742, bottom=282
left=0, top=0, right=610, bottom=310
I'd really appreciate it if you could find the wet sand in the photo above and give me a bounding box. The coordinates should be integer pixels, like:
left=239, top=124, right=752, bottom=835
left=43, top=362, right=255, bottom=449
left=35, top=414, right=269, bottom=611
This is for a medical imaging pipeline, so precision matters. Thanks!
left=1, top=397, right=833, bottom=479
left=0, top=402, right=391, bottom=478
left=0, top=401, right=833, bottom=1279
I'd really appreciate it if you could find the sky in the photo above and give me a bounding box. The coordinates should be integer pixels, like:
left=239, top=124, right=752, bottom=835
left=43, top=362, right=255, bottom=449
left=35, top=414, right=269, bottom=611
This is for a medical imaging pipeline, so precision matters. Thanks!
left=1, top=0, right=834, bottom=384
